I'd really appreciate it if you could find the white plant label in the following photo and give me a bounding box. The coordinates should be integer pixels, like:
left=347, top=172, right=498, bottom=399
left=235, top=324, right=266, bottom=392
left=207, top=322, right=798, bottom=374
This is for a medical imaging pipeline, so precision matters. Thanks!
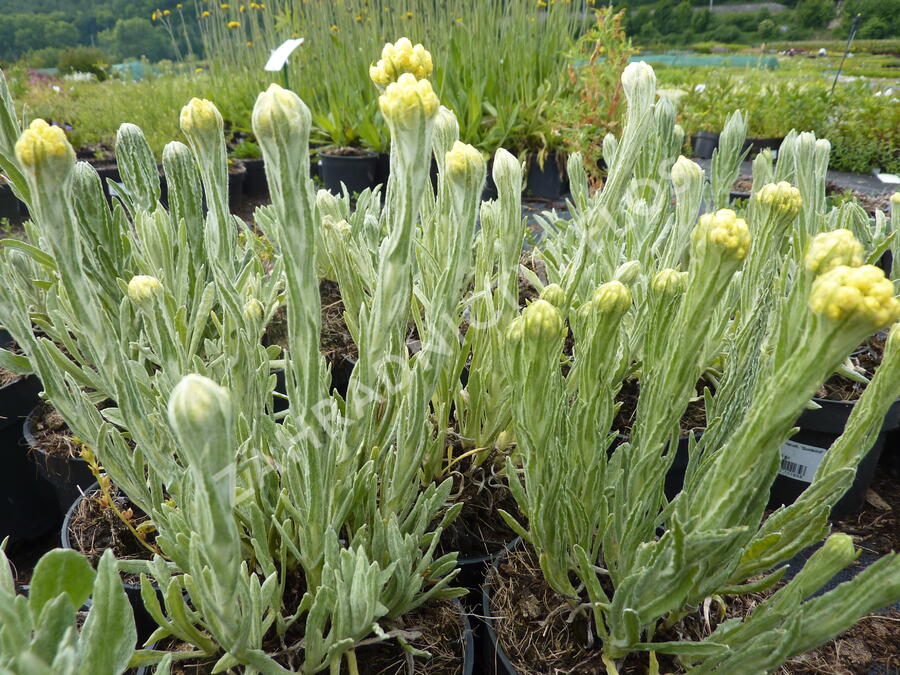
left=264, top=38, right=304, bottom=72
left=778, top=440, right=826, bottom=483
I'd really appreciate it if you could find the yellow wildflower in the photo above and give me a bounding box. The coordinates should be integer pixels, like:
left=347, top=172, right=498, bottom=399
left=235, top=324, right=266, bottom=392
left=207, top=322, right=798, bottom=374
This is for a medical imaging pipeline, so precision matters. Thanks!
left=227, top=20, right=240, bottom=28
left=201, top=10, right=210, bottom=16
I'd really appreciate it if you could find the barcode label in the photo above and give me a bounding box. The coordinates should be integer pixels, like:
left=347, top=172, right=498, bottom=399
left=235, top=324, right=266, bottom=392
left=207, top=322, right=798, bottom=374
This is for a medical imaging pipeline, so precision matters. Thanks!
left=778, top=440, right=827, bottom=483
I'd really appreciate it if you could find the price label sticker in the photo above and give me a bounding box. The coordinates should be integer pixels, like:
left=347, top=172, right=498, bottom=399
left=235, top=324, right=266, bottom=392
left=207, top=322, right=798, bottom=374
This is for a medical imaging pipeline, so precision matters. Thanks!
left=778, top=440, right=826, bottom=483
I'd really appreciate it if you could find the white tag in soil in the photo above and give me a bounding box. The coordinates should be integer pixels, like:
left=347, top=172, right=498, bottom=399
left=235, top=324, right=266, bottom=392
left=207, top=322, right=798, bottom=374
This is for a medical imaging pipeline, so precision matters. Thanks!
left=778, top=440, right=826, bottom=483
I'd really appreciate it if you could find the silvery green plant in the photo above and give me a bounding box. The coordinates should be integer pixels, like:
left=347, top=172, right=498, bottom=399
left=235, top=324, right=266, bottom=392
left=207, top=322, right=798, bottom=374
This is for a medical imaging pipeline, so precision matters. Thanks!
left=0, top=41, right=473, bottom=673
left=0, top=547, right=137, bottom=675
left=499, top=63, right=900, bottom=671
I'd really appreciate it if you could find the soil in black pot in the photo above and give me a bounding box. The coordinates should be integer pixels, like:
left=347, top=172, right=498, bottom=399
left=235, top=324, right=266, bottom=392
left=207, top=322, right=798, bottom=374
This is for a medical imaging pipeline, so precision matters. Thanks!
left=489, top=545, right=663, bottom=674
left=435, top=442, right=518, bottom=562
left=612, top=378, right=709, bottom=438
left=264, top=280, right=359, bottom=363
left=65, top=486, right=157, bottom=579
left=29, top=404, right=86, bottom=460
left=151, top=598, right=468, bottom=675
left=816, top=332, right=885, bottom=402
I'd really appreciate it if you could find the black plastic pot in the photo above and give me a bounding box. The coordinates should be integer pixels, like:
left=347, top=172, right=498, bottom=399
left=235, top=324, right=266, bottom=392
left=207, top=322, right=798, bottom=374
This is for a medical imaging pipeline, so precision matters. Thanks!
left=0, top=180, right=21, bottom=221
left=62, top=482, right=160, bottom=646
left=769, top=397, right=900, bottom=519
left=0, top=331, right=42, bottom=432
left=24, top=405, right=97, bottom=512
left=375, top=152, right=391, bottom=189
left=525, top=153, right=565, bottom=200
left=0, top=422, right=61, bottom=542
left=319, top=150, right=378, bottom=196
left=692, top=131, right=720, bottom=160
left=742, top=136, right=783, bottom=159
left=241, top=158, right=267, bottom=197
left=228, top=161, right=247, bottom=212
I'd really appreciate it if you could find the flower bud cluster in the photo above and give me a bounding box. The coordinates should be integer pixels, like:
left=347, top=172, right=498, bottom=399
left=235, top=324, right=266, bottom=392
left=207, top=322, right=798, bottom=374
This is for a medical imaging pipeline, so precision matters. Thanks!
left=251, top=84, right=310, bottom=141
left=369, top=37, right=433, bottom=87
left=756, top=181, right=802, bottom=218
left=538, top=283, right=566, bottom=308
left=671, top=155, right=702, bottom=191
left=378, top=73, right=439, bottom=127
left=805, top=229, right=864, bottom=276
left=127, top=275, right=162, bottom=306
left=809, top=264, right=900, bottom=328
left=692, top=209, right=751, bottom=261
left=652, top=268, right=688, bottom=295
left=15, top=119, right=75, bottom=175
left=445, top=141, right=483, bottom=178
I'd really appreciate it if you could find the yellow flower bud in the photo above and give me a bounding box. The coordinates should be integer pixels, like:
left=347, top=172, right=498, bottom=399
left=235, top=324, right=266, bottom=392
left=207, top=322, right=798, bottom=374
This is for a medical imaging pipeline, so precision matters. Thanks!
left=243, top=298, right=264, bottom=321
left=522, top=299, right=566, bottom=343
left=652, top=268, right=687, bottom=294
left=15, top=119, right=75, bottom=175
left=506, top=315, right=524, bottom=342
left=539, top=283, right=566, bottom=308
left=252, top=83, right=312, bottom=140
left=127, top=275, right=162, bottom=305
left=168, top=374, right=232, bottom=446
left=809, top=264, right=900, bottom=328
left=591, top=281, right=631, bottom=314
left=179, top=98, right=222, bottom=137
left=671, top=155, right=702, bottom=191
left=756, top=181, right=802, bottom=218
left=445, top=140, right=483, bottom=178
left=378, top=73, right=439, bottom=127
left=890, top=192, right=900, bottom=207
left=693, top=209, right=751, bottom=261
left=614, top=260, right=641, bottom=285
left=805, top=229, right=864, bottom=276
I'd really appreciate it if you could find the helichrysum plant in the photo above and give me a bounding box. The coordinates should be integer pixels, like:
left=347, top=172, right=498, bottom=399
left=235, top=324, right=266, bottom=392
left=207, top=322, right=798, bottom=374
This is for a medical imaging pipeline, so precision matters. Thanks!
left=500, top=61, right=900, bottom=672
left=0, top=39, right=482, bottom=674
